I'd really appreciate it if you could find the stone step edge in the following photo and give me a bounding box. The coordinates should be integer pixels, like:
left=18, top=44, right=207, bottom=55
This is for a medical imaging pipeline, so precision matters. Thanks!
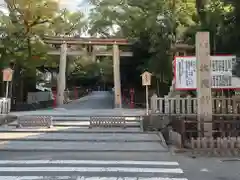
left=0, top=139, right=161, bottom=143
left=0, top=149, right=169, bottom=153
left=7, top=124, right=141, bottom=128
left=0, top=130, right=149, bottom=134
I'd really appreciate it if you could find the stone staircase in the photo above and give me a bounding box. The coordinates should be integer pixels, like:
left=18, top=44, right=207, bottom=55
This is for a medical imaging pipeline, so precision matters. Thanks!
left=0, top=117, right=167, bottom=153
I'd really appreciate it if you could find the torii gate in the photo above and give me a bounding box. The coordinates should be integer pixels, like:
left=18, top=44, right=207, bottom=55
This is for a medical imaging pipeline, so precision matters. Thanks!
left=43, top=36, right=132, bottom=108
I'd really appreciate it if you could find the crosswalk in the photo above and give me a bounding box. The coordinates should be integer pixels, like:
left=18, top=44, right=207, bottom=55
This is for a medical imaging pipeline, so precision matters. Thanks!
left=0, top=160, right=188, bottom=180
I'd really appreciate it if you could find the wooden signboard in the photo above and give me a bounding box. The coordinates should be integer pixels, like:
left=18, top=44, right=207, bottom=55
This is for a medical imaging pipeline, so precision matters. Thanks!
left=141, top=71, right=152, bottom=115
left=141, top=71, right=152, bottom=86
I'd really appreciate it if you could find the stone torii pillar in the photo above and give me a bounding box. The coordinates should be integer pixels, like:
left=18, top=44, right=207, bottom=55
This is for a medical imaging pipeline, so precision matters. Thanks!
left=57, top=42, right=67, bottom=105
left=113, top=44, right=122, bottom=108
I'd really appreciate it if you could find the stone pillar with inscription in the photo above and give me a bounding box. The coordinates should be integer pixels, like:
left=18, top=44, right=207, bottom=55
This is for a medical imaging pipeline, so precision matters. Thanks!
left=196, top=32, right=213, bottom=137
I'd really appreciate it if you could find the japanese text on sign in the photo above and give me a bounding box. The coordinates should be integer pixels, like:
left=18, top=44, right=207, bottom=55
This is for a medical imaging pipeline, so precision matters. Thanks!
left=175, top=55, right=239, bottom=89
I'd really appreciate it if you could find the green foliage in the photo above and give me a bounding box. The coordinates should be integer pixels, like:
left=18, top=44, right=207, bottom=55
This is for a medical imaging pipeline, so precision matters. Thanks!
left=48, top=9, right=87, bottom=36
left=88, top=0, right=198, bottom=94
left=1, top=0, right=240, bottom=99
left=88, top=0, right=240, bottom=94
left=0, top=0, right=90, bottom=100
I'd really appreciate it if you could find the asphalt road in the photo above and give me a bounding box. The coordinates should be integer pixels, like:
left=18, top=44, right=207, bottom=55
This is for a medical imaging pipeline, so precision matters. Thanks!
left=175, top=153, right=240, bottom=180
left=0, top=129, right=187, bottom=180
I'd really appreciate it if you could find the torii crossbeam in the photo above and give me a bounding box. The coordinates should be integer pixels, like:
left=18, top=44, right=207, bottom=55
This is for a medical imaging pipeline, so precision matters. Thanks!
left=43, top=36, right=132, bottom=108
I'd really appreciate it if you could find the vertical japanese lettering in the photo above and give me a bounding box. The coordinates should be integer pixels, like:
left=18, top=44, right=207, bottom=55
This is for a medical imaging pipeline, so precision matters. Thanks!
left=200, top=41, right=209, bottom=49
left=200, top=64, right=210, bottom=72
left=201, top=79, right=210, bottom=88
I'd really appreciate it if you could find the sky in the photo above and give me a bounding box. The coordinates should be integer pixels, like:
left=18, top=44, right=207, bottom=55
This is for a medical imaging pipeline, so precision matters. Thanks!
left=59, top=0, right=90, bottom=12
left=0, top=0, right=91, bottom=13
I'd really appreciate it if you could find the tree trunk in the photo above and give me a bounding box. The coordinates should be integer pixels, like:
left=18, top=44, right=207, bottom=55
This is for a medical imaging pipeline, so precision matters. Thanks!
left=196, top=0, right=208, bottom=26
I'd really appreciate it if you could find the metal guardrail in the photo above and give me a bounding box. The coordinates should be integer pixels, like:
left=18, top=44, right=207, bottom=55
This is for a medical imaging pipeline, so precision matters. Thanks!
left=89, top=116, right=126, bottom=128
left=17, top=116, right=53, bottom=128
left=0, top=98, right=11, bottom=114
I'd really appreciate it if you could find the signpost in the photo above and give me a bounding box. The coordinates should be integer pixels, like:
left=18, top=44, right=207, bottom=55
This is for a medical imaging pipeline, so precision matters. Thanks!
left=2, top=68, right=13, bottom=98
left=141, top=71, right=152, bottom=115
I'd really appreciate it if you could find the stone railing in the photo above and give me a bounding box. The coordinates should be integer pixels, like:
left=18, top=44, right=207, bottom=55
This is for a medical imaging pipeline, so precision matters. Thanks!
left=151, top=94, right=240, bottom=114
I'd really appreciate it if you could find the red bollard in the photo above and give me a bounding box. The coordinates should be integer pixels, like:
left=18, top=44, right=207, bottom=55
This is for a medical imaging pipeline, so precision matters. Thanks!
left=74, top=87, right=78, bottom=99
left=130, top=88, right=135, bottom=109
left=52, top=91, right=57, bottom=108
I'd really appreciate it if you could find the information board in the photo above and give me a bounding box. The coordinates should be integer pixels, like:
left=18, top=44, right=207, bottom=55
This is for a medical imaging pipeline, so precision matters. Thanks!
left=141, top=71, right=152, bottom=86
left=174, top=55, right=238, bottom=90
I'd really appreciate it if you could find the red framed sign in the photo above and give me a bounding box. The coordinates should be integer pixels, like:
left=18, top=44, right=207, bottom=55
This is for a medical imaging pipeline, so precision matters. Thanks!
left=173, top=55, right=239, bottom=90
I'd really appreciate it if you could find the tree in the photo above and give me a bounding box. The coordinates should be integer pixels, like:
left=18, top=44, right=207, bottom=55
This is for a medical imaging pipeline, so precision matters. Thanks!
left=4, top=0, right=59, bottom=60
left=0, top=0, right=59, bottom=101
left=88, top=0, right=196, bottom=95
left=48, top=9, right=87, bottom=36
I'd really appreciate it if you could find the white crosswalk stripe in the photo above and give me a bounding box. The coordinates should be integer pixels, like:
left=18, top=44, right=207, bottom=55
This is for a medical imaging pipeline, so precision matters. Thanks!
left=0, top=160, right=188, bottom=180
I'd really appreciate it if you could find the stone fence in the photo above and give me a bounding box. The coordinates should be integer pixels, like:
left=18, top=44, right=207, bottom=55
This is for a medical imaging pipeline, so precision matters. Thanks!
left=151, top=94, right=240, bottom=114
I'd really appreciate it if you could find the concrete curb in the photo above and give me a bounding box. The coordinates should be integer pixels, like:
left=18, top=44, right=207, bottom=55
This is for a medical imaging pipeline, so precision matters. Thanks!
left=0, top=139, right=162, bottom=143
left=170, top=146, right=240, bottom=157
left=0, top=149, right=170, bottom=153
left=0, top=130, right=151, bottom=134
left=55, top=125, right=140, bottom=127
left=6, top=124, right=141, bottom=128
